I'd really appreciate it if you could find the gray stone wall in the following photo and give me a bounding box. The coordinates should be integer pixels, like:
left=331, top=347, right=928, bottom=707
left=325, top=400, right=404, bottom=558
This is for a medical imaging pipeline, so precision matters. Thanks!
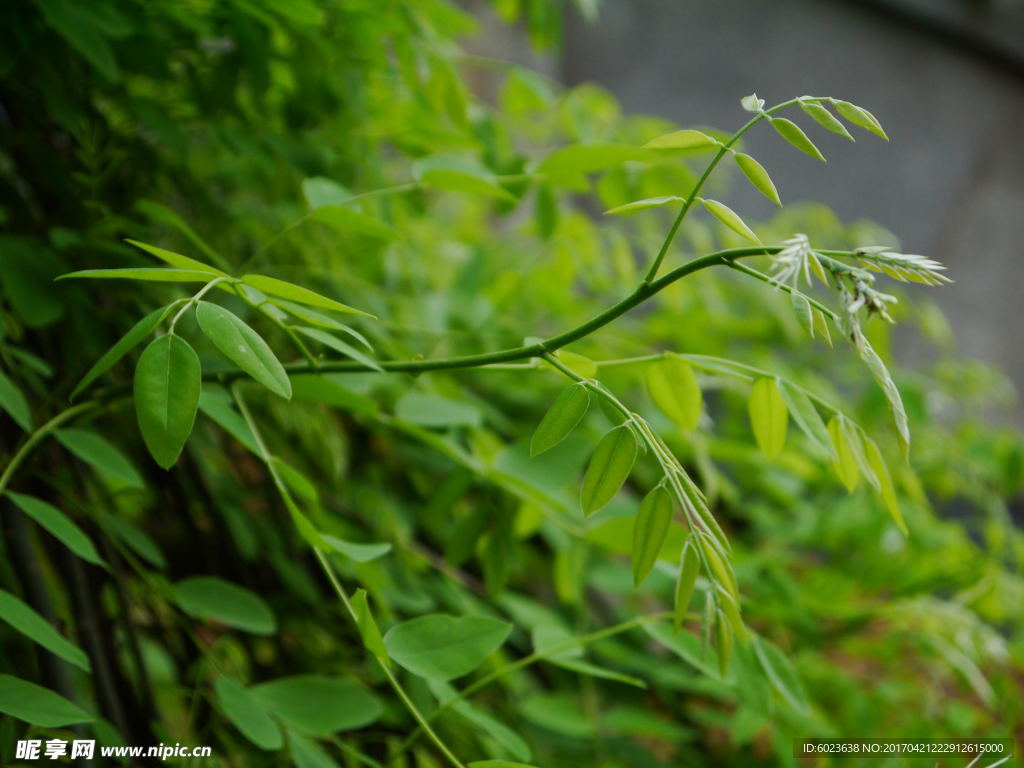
left=561, top=0, right=1024, bottom=407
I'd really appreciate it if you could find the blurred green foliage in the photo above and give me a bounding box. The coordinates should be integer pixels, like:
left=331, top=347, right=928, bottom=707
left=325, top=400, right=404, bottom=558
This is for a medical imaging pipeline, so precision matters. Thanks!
left=1, top=2, right=1022, bottom=767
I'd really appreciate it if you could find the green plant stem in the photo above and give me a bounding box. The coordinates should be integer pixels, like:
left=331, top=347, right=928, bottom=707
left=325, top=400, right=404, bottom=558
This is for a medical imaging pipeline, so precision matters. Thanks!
left=642, top=96, right=829, bottom=283
left=726, top=261, right=840, bottom=319
left=224, top=245, right=788, bottom=380
left=0, top=401, right=102, bottom=494
left=314, top=549, right=466, bottom=768
left=388, top=610, right=673, bottom=764
left=232, top=385, right=466, bottom=768
left=168, top=277, right=231, bottom=331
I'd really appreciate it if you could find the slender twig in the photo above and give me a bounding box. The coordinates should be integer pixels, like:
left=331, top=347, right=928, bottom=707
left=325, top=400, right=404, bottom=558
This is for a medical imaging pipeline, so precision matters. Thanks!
left=222, top=245, right=784, bottom=379
left=0, top=401, right=103, bottom=494
left=233, top=385, right=467, bottom=768
left=643, top=96, right=832, bottom=283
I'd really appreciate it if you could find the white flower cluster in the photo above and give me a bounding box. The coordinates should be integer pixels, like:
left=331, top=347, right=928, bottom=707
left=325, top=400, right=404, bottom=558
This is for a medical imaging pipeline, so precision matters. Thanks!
left=769, top=233, right=821, bottom=288
left=854, top=247, right=951, bottom=286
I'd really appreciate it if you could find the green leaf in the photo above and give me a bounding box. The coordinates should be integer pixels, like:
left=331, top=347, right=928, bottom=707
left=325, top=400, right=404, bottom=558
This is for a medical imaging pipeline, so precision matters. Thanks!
left=551, top=658, right=646, bottom=688
left=753, top=636, right=809, bottom=713
left=102, top=515, right=165, bottom=569
left=295, top=326, right=382, bottom=372
left=0, top=588, right=90, bottom=671
left=799, top=102, right=854, bottom=141
left=269, top=300, right=372, bottom=350
left=777, top=382, right=834, bottom=458
left=519, top=693, right=595, bottom=737
left=196, top=302, right=291, bottom=398
left=770, top=118, right=826, bottom=161
left=125, top=238, right=230, bottom=278
left=537, top=144, right=653, bottom=174
left=812, top=308, right=832, bottom=346
left=604, top=195, right=685, bottom=216
left=865, top=438, right=907, bottom=535
left=530, top=383, right=590, bottom=457
left=6, top=492, right=106, bottom=567
left=674, top=539, right=700, bottom=629
left=291, top=375, right=378, bottom=416
left=214, top=677, right=283, bottom=751
left=197, top=384, right=260, bottom=454
left=0, top=368, right=32, bottom=431
left=856, top=336, right=910, bottom=458
left=134, top=334, right=201, bottom=469
left=420, top=169, right=515, bottom=201
left=241, top=274, right=374, bottom=318
left=554, top=350, right=597, bottom=378
left=133, top=201, right=228, bottom=272
left=383, top=614, right=511, bottom=680
left=642, top=129, right=719, bottom=151
left=302, top=177, right=352, bottom=208
left=646, top=354, right=702, bottom=431
left=733, top=153, right=781, bottom=206
left=747, top=377, right=788, bottom=459
left=58, top=268, right=220, bottom=282
left=55, top=428, right=144, bottom=488
left=715, top=611, right=734, bottom=675
left=70, top=305, right=175, bottom=401
left=321, top=536, right=391, bottom=563
left=173, top=576, right=276, bottom=635
left=288, top=731, right=339, bottom=768
left=469, top=761, right=541, bottom=767
left=433, top=683, right=533, bottom=761
left=828, top=416, right=860, bottom=492
left=642, top=623, right=720, bottom=679
left=580, top=425, right=638, bottom=515
left=631, top=486, right=673, bottom=587
left=700, top=199, right=760, bottom=243
left=0, top=675, right=93, bottom=727
left=395, top=391, right=481, bottom=428
left=351, top=589, right=389, bottom=663
left=310, top=206, right=397, bottom=242
left=791, top=291, right=813, bottom=337
left=252, top=676, right=382, bottom=735
left=831, top=99, right=888, bottom=139
left=531, top=624, right=583, bottom=660
left=36, top=0, right=118, bottom=81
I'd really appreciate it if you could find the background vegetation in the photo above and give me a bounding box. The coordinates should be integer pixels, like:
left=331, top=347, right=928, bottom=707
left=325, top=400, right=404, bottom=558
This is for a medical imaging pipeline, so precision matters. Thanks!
left=1, top=2, right=1021, bottom=766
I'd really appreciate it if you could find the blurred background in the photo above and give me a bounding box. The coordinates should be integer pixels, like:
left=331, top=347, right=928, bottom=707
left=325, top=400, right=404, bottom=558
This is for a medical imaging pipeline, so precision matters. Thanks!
left=479, top=0, right=1024, bottom=404
left=2, top=2, right=1022, bottom=765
